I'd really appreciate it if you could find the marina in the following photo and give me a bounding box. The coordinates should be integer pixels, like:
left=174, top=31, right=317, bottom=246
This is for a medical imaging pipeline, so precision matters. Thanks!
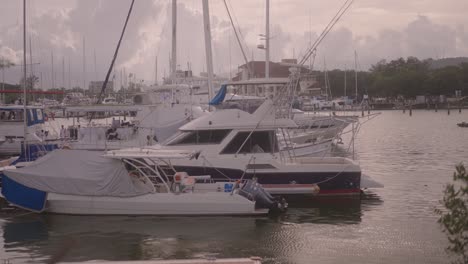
left=1, top=110, right=467, bottom=263
left=1, top=0, right=467, bottom=263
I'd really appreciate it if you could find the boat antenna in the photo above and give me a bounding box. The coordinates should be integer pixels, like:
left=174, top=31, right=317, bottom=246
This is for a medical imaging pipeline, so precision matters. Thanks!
left=89, top=0, right=135, bottom=123
left=223, top=0, right=252, bottom=77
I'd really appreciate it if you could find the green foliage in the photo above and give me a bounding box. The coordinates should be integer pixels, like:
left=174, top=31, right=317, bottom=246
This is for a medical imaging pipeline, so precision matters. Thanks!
left=436, top=164, right=468, bottom=264
left=0, top=58, right=15, bottom=69
left=20, top=75, right=39, bottom=90
left=315, top=57, right=468, bottom=98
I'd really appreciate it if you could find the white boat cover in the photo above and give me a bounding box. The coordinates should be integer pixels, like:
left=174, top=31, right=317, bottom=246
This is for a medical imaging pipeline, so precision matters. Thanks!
left=3, top=149, right=153, bottom=197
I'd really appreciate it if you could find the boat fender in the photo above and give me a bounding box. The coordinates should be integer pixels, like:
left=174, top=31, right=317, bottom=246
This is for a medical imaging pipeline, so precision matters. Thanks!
left=174, top=172, right=189, bottom=193
left=311, top=184, right=320, bottom=195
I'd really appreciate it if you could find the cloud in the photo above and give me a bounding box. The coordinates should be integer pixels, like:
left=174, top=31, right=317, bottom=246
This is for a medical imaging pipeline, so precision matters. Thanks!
left=0, top=1, right=467, bottom=89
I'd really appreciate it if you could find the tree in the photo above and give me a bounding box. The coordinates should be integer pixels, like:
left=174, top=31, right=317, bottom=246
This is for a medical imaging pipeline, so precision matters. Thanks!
left=20, top=75, right=39, bottom=90
left=436, top=164, right=468, bottom=264
left=0, top=57, right=15, bottom=69
left=1, top=58, right=15, bottom=103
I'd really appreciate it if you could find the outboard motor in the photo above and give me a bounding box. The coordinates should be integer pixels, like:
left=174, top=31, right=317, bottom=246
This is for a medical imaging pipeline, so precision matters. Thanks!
left=238, top=179, right=287, bottom=213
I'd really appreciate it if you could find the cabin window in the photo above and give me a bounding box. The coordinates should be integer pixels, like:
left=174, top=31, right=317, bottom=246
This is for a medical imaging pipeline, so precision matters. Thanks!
left=167, top=129, right=231, bottom=145
left=0, top=111, right=8, bottom=121
left=36, top=109, right=43, bottom=121
left=221, top=131, right=278, bottom=154
left=1, top=110, right=25, bottom=121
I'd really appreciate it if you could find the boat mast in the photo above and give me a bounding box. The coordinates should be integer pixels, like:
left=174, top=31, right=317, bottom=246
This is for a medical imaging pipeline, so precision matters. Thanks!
left=22, top=0, right=28, bottom=158
left=62, top=56, right=65, bottom=89
left=83, top=36, right=86, bottom=90
left=354, top=50, right=357, bottom=102
left=154, top=55, right=158, bottom=85
left=171, top=0, right=177, bottom=83
left=265, top=0, right=270, bottom=79
left=344, top=65, right=347, bottom=97
left=51, top=51, right=54, bottom=89
left=29, top=36, right=34, bottom=100
left=68, top=55, right=71, bottom=89
left=94, top=49, right=98, bottom=82
left=202, top=0, right=214, bottom=104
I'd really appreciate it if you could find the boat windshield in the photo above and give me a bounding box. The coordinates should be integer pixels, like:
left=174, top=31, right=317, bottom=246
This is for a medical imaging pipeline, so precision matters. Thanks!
left=0, top=109, right=24, bottom=122
left=221, top=130, right=279, bottom=154
left=166, top=129, right=231, bottom=146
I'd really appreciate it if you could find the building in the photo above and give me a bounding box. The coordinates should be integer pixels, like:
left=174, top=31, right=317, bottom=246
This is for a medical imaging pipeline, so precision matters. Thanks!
left=232, top=59, right=309, bottom=81
left=228, top=59, right=321, bottom=99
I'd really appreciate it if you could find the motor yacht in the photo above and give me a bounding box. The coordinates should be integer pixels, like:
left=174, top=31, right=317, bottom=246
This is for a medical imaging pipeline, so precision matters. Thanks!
left=113, top=100, right=361, bottom=196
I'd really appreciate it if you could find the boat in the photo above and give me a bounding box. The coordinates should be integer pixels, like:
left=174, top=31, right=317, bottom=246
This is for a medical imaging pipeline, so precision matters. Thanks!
left=457, top=122, right=468, bottom=127
left=1, top=149, right=285, bottom=215
left=114, top=99, right=361, bottom=196
left=102, top=96, right=117, bottom=105
left=0, top=105, right=58, bottom=156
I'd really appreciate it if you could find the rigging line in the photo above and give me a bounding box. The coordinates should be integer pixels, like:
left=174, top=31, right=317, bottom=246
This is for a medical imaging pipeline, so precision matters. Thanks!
left=301, top=0, right=353, bottom=65
left=227, top=0, right=249, bottom=55
left=89, top=0, right=135, bottom=124
left=299, top=0, right=354, bottom=66
left=223, top=0, right=252, bottom=76
left=201, top=156, right=232, bottom=180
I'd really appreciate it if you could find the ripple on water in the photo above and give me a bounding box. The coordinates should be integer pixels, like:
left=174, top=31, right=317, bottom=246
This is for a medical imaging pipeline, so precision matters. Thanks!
left=1, top=111, right=466, bottom=263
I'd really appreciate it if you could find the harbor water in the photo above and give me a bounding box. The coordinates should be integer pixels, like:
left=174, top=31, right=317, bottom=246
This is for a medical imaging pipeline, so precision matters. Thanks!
left=1, top=110, right=467, bottom=263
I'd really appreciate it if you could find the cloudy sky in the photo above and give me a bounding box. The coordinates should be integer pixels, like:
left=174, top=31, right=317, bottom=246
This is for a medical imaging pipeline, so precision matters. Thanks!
left=0, top=0, right=467, bottom=89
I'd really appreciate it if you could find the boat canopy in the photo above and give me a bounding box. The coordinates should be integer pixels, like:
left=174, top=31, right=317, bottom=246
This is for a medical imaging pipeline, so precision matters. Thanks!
left=3, top=149, right=153, bottom=197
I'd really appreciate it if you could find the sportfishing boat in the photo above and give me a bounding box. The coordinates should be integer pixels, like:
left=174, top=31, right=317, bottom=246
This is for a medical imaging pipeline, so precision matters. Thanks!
left=114, top=99, right=362, bottom=196
left=2, top=149, right=285, bottom=215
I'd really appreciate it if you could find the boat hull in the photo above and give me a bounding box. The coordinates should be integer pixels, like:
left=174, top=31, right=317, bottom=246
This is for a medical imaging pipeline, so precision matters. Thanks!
left=171, top=165, right=361, bottom=196
left=45, top=192, right=266, bottom=216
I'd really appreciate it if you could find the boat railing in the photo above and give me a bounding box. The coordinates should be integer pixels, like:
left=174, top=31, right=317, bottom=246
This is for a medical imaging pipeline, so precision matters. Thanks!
left=121, top=158, right=170, bottom=193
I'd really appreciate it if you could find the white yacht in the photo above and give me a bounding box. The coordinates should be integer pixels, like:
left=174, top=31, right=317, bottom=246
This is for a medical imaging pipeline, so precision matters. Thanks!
left=114, top=100, right=362, bottom=196
left=2, top=149, right=284, bottom=215
left=56, top=103, right=206, bottom=151
left=102, top=96, right=117, bottom=105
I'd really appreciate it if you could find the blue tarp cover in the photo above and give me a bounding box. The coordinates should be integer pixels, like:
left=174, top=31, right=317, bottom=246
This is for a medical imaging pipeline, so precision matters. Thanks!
left=209, top=84, right=227, bottom=105
left=1, top=175, right=47, bottom=212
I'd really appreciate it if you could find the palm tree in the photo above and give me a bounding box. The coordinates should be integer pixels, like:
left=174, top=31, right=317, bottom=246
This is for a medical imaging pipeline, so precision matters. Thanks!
left=0, top=57, right=15, bottom=103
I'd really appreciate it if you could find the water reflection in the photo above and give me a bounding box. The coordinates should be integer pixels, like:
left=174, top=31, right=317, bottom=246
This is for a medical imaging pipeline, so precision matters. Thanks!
left=1, top=193, right=383, bottom=263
